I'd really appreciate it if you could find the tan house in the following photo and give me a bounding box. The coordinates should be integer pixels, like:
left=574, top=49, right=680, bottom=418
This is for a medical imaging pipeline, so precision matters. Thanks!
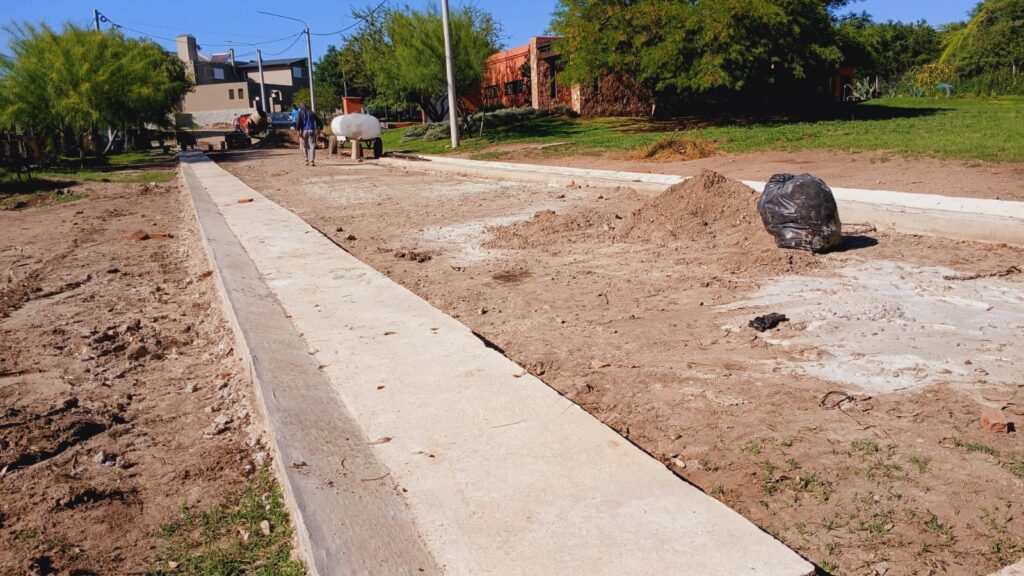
left=175, top=34, right=309, bottom=125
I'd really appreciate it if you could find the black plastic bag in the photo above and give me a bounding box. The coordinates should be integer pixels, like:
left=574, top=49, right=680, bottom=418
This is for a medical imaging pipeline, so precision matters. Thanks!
left=757, top=173, right=842, bottom=252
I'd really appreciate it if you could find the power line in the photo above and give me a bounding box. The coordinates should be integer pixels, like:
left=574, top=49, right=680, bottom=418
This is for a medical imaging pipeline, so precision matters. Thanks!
left=309, top=0, right=390, bottom=36
left=95, top=11, right=305, bottom=51
left=260, top=32, right=306, bottom=56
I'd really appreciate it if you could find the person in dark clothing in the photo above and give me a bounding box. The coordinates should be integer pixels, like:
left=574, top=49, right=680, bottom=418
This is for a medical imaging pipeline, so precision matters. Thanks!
left=295, top=103, right=318, bottom=166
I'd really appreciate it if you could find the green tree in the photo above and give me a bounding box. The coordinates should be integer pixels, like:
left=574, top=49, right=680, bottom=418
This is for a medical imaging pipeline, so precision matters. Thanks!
left=314, top=42, right=375, bottom=99
left=836, top=14, right=942, bottom=83
left=0, top=23, right=191, bottom=157
left=551, top=0, right=851, bottom=110
left=940, top=0, right=1024, bottom=76
left=358, top=5, right=500, bottom=121
left=293, top=85, right=341, bottom=114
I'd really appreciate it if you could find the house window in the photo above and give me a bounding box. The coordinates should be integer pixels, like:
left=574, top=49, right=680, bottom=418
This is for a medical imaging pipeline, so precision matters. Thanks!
left=504, top=79, right=525, bottom=95
left=237, top=88, right=244, bottom=100
left=292, top=66, right=304, bottom=79
left=212, top=68, right=225, bottom=80
left=483, top=85, right=498, bottom=99
left=228, top=89, right=235, bottom=100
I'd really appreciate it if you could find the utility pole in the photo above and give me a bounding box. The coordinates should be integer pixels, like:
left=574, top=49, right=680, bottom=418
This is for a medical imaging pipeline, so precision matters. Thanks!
left=257, top=49, right=268, bottom=114
left=93, top=9, right=100, bottom=32
left=441, top=0, right=459, bottom=147
left=304, top=27, right=316, bottom=112
left=257, top=11, right=316, bottom=112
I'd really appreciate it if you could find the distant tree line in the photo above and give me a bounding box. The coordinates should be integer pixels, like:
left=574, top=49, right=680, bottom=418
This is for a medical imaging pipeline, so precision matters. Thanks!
left=313, top=4, right=499, bottom=122
left=306, top=0, right=1021, bottom=121
left=0, top=23, right=191, bottom=158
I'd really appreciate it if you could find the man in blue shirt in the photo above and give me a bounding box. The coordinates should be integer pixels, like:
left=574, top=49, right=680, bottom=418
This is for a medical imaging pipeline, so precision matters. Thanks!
left=294, top=103, right=319, bottom=166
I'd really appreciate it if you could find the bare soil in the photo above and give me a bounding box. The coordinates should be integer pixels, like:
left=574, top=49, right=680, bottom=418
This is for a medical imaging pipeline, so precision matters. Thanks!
left=477, top=148, right=1024, bottom=201
left=219, top=149, right=1024, bottom=576
left=0, top=175, right=261, bottom=573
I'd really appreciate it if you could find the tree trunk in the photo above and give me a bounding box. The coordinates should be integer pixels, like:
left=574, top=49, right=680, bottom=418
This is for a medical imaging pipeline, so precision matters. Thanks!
left=418, top=96, right=445, bottom=123
left=90, top=127, right=105, bottom=160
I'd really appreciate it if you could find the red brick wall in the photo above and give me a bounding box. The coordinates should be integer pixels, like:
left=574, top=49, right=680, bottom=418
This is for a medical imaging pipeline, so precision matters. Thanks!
left=482, top=45, right=531, bottom=109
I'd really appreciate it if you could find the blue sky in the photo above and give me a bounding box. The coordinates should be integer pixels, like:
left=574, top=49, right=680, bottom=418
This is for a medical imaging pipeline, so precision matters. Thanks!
left=2, top=0, right=980, bottom=64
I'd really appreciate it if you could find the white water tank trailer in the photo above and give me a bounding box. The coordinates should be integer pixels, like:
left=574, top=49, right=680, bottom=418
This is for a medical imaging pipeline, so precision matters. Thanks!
left=329, top=113, right=383, bottom=159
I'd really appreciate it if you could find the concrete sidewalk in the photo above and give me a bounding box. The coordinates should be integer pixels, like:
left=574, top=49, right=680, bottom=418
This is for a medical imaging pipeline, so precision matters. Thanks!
left=180, top=151, right=815, bottom=576
left=380, top=155, right=1024, bottom=246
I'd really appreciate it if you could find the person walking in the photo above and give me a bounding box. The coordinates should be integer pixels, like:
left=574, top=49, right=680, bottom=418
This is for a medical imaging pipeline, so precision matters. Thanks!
left=295, top=103, right=318, bottom=166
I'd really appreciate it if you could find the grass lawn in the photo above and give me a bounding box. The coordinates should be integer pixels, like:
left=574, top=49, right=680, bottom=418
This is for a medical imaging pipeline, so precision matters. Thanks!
left=1, top=149, right=176, bottom=209
left=151, top=465, right=305, bottom=576
left=383, top=97, right=1024, bottom=163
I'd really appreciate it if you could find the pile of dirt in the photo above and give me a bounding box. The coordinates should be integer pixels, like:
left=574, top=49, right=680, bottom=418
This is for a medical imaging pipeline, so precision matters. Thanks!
left=484, top=208, right=621, bottom=249
left=616, top=170, right=818, bottom=274
left=633, top=133, right=720, bottom=161
left=615, top=170, right=763, bottom=244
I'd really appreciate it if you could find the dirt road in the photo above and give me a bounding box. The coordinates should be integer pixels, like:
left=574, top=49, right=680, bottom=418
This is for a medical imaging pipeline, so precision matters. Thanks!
left=219, top=148, right=1024, bottom=576
left=0, top=175, right=260, bottom=573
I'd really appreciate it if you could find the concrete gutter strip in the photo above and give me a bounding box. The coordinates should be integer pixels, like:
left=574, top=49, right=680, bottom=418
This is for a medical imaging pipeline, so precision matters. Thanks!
left=180, top=154, right=439, bottom=576
left=380, top=155, right=1024, bottom=246
left=184, top=152, right=816, bottom=576
left=992, top=561, right=1024, bottom=576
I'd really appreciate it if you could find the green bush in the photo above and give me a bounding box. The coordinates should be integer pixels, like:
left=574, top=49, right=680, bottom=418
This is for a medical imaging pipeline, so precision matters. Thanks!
left=421, top=122, right=452, bottom=141
left=401, top=124, right=429, bottom=140
left=401, top=106, right=579, bottom=142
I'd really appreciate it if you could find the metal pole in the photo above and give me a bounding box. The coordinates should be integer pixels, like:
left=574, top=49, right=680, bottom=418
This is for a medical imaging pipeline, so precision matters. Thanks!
left=93, top=9, right=100, bottom=32
left=257, top=49, right=267, bottom=114
left=305, top=27, right=316, bottom=113
left=441, top=0, right=459, bottom=147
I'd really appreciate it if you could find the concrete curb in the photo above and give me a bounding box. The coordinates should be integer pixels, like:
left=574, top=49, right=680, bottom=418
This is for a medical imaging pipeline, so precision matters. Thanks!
left=179, top=154, right=439, bottom=576
left=187, top=152, right=816, bottom=576
left=992, top=560, right=1024, bottom=575
left=378, top=155, right=1024, bottom=246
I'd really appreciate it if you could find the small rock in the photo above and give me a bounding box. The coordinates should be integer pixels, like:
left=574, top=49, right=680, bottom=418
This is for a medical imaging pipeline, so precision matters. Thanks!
left=335, top=226, right=344, bottom=232
left=93, top=451, right=117, bottom=467
left=206, top=414, right=233, bottom=436
left=116, top=455, right=134, bottom=469
left=345, top=234, right=357, bottom=241
left=479, top=307, right=488, bottom=315
left=252, top=451, right=268, bottom=466
left=91, top=330, right=117, bottom=344
left=259, top=520, right=271, bottom=536
left=981, top=409, right=1012, bottom=433
left=204, top=404, right=220, bottom=413
left=126, top=343, right=149, bottom=360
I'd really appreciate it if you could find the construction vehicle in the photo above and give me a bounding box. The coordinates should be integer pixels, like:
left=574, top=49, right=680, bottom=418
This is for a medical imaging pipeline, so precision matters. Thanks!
left=225, top=110, right=272, bottom=149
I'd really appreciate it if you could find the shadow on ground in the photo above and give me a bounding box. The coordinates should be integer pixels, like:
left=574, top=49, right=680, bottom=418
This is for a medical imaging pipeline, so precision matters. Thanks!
left=614, top=103, right=946, bottom=134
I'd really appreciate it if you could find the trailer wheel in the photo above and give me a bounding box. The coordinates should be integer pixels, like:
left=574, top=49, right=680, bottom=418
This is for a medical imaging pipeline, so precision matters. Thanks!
left=372, top=137, right=383, bottom=159
left=328, top=135, right=338, bottom=155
